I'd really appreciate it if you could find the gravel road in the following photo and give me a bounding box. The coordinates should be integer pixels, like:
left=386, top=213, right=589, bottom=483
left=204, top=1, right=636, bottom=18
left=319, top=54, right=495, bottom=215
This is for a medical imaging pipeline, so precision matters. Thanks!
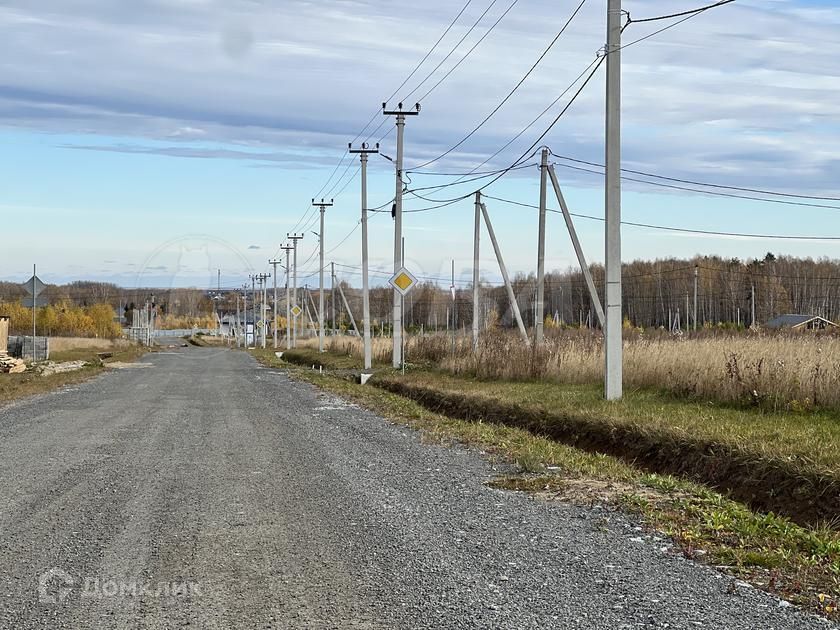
left=0, top=346, right=834, bottom=629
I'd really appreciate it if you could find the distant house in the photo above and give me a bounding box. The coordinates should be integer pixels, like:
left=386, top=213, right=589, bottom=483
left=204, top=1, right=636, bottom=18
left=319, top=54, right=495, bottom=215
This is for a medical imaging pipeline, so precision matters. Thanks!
left=765, top=314, right=838, bottom=331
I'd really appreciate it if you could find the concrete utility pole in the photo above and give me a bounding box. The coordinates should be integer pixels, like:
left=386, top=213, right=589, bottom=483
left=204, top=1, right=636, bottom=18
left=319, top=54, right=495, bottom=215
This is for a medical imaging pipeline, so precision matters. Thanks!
left=693, top=265, right=699, bottom=331
left=281, top=245, right=294, bottom=349
left=473, top=192, right=481, bottom=349
left=312, top=198, right=334, bottom=352
left=235, top=293, right=240, bottom=347
left=536, top=148, right=549, bottom=345
left=547, top=166, right=605, bottom=329
left=751, top=283, right=756, bottom=328
left=241, top=284, right=248, bottom=346
left=254, top=274, right=265, bottom=346
left=250, top=275, right=257, bottom=347
left=480, top=202, right=530, bottom=347
left=269, top=258, right=281, bottom=349
left=451, top=259, right=456, bottom=357
left=32, top=264, right=36, bottom=358
left=258, top=273, right=270, bottom=348
left=287, top=234, right=304, bottom=348
left=349, top=142, right=379, bottom=371
left=337, top=282, right=360, bottom=337
left=331, top=262, right=336, bottom=335
left=383, top=101, right=420, bottom=369
left=604, top=0, right=623, bottom=400
left=216, top=269, right=221, bottom=337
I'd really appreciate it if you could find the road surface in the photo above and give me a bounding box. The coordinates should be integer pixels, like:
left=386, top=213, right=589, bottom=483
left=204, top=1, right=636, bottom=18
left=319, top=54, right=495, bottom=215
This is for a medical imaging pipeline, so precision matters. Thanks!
left=0, top=347, right=833, bottom=629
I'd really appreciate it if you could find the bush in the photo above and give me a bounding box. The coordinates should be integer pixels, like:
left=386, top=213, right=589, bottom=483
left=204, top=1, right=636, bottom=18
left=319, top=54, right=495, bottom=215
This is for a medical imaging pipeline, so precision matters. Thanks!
left=0, top=301, right=121, bottom=339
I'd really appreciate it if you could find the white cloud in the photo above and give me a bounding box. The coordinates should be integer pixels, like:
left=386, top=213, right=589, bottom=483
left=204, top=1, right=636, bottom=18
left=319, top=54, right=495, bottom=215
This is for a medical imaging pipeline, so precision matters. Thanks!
left=0, top=0, right=837, bottom=195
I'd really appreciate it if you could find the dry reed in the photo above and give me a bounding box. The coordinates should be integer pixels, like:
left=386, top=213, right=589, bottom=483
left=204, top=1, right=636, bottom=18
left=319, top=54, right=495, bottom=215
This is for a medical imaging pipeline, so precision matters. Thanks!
left=315, top=330, right=840, bottom=412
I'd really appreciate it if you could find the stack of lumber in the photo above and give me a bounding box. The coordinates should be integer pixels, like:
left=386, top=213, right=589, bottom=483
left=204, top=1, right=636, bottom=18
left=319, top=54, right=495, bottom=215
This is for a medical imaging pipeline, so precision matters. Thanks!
left=0, top=353, right=26, bottom=374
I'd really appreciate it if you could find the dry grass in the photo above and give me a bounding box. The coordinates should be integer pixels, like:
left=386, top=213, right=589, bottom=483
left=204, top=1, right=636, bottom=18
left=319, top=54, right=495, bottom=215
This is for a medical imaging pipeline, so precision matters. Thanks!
left=48, top=336, right=135, bottom=353
left=323, top=330, right=840, bottom=412
left=303, top=331, right=840, bottom=412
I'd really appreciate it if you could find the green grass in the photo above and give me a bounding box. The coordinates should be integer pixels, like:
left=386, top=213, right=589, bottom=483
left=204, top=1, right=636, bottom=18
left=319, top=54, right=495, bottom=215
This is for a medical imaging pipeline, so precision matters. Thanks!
left=373, top=371, right=840, bottom=527
left=249, top=348, right=840, bottom=618
left=384, top=372, right=840, bottom=470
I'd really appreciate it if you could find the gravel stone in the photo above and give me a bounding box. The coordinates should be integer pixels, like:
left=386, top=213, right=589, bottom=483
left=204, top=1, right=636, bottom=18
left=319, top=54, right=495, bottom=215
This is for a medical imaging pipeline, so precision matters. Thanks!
left=0, top=347, right=834, bottom=629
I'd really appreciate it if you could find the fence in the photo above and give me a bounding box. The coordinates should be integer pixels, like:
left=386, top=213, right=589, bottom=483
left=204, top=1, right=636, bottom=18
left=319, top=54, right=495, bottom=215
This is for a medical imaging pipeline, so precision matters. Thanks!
left=7, top=336, right=50, bottom=361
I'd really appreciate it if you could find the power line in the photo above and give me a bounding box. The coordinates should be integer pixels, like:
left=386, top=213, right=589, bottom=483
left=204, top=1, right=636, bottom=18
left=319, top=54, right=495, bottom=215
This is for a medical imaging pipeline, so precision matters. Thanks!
left=401, top=0, right=503, bottom=104
left=411, top=0, right=589, bottom=170
left=413, top=0, right=521, bottom=104
left=550, top=153, right=840, bottom=203
left=352, top=0, right=476, bottom=145
left=417, top=2, right=732, bottom=192
left=407, top=161, right=537, bottom=193
left=439, top=58, right=600, bottom=185
left=482, top=194, right=840, bottom=241
left=283, top=0, right=480, bottom=254
left=388, top=0, right=476, bottom=104
left=626, top=0, right=736, bottom=25
left=550, top=160, right=840, bottom=212
left=619, top=1, right=732, bottom=51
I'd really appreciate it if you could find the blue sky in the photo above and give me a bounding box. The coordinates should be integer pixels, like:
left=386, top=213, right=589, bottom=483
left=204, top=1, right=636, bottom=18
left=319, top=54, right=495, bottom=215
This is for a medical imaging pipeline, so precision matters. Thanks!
left=1, top=0, right=839, bottom=289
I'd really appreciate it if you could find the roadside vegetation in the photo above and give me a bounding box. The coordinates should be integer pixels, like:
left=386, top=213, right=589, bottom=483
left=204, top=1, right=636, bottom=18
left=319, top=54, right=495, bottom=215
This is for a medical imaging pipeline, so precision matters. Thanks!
left=0, top=301, right=122, bottom=338
left=315, top=329, right=840, bottom=412
left=250, top=339, right=840, bottom=619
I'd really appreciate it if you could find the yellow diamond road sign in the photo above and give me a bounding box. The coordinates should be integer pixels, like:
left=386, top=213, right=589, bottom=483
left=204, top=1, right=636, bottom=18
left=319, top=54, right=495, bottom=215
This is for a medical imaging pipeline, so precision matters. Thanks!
left=291, top=305, right=303, bottom=318
left=389, top=267, right=418, bottom=296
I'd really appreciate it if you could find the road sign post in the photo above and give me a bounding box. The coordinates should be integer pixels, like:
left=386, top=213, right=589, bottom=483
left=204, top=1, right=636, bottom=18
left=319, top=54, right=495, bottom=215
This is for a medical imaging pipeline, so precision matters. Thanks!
left=23, top=265, right=46, bottom=361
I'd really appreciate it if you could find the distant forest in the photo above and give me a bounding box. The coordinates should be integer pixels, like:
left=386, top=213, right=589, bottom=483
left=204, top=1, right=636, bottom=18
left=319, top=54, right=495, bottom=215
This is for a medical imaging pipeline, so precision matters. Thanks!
left=1, top=253, right=838, bottom=330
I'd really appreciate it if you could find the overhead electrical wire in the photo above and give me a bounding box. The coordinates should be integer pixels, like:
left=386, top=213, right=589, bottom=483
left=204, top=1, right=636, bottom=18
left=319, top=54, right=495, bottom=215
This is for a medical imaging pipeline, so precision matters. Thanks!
left=550, top=160, right=840, bottom=212
left=367, top=0, right=519, bottom=145
left=550, top=153, right=840, bottom=203
left=413, top=0, right=521, bottom=104
left=351, top=0, right=476, bottom=145
left=411, top=0, right=589, bottom=170
left=282, top=0, right=740, bottom=275
left=626, top=0, right=736, bottom=24
left=407, top=0, right=737, bottom=196
left=407, top=161, right=537, bottom=193
left=281, top=0, right=479, bottom=257
left=482, top=194, right=840, bottom=241
left=619, top=1, right=735, bottom=51
left=400, top=0, right=503, bottom=104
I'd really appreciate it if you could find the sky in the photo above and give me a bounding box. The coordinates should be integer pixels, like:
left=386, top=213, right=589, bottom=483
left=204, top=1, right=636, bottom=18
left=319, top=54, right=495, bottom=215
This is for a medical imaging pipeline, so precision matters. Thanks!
left=1, top=0, right=839, bottom=290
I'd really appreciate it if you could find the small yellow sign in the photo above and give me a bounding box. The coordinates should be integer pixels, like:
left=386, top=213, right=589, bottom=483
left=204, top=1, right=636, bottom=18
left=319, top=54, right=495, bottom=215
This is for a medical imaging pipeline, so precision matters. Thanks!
left=291, top=305, right=303, bottom=318
left=388, top=267, right=418, bottom=296
left=393, top=273, right=413, bottom=291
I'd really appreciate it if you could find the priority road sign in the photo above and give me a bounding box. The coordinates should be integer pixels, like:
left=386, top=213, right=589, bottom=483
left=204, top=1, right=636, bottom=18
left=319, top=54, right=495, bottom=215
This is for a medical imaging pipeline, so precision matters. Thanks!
left=388, top=267, right=418, bottom=296
left=291, top=305, right=303, bottom=318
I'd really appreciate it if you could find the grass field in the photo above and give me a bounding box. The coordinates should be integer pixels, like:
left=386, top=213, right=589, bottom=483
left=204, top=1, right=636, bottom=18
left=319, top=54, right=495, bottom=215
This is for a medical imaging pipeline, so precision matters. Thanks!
left=308, top=330, right=840, bottom=412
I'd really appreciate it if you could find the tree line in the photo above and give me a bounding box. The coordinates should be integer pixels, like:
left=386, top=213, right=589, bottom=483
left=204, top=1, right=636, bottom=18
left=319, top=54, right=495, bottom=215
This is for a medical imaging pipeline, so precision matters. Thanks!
left=2, top=253, right=838, bottom=334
